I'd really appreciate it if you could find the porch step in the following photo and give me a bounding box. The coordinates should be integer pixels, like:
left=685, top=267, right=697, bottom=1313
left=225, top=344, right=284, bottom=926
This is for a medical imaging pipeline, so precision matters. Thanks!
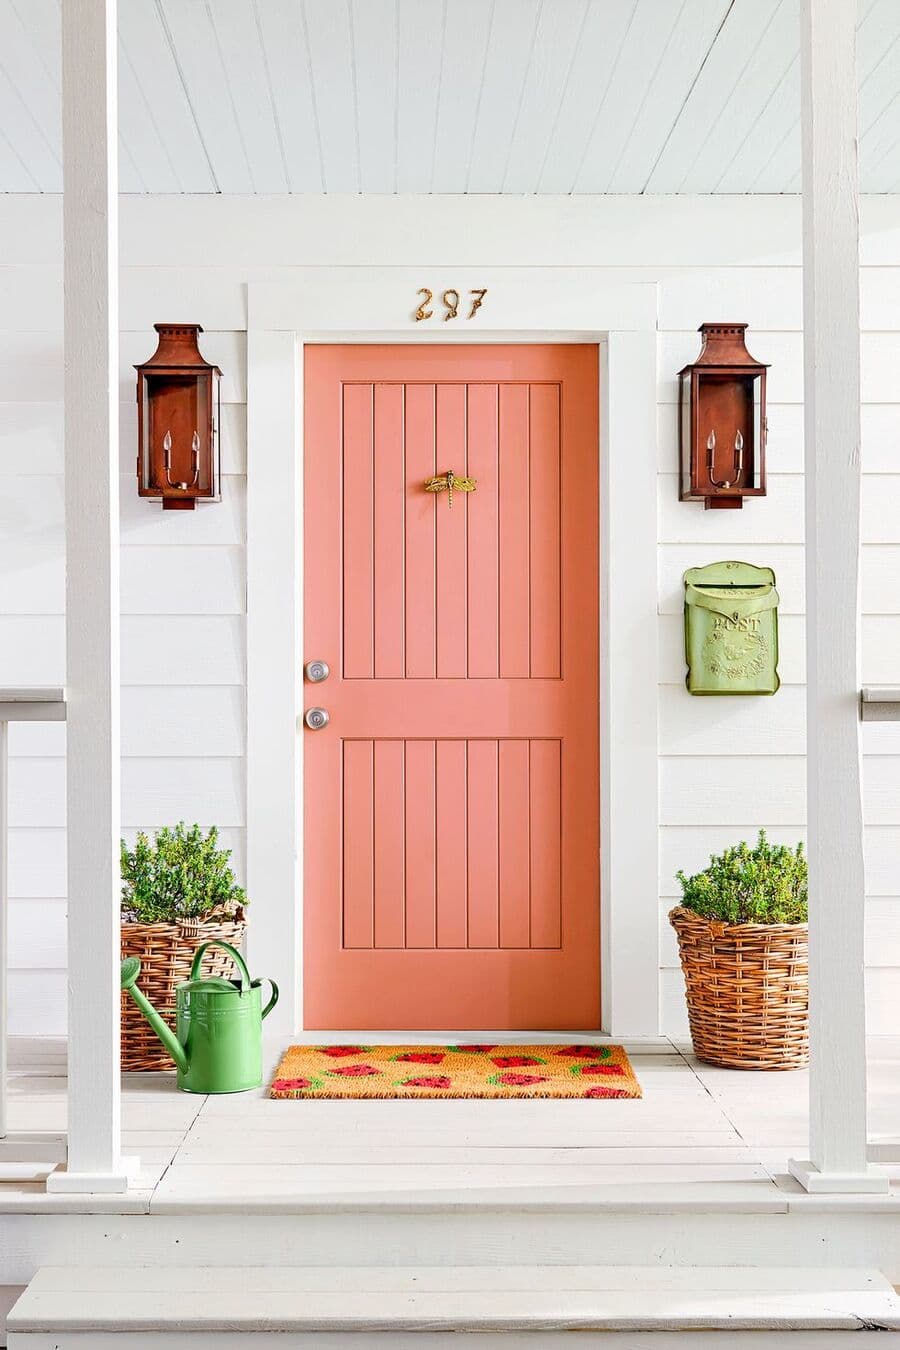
left=7, top=1265, right=900, bottom=1346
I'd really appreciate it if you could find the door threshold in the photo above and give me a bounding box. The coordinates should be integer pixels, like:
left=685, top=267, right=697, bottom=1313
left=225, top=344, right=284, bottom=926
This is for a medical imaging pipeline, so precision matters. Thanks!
left=268, top=1032, right=673, bottom=1049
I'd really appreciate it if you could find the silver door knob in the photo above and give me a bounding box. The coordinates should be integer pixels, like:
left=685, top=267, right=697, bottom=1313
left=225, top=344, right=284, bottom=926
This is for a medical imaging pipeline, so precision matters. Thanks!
left=304, top=707, right=329, bottom=730
left=305, top=660, right=330, bottom=683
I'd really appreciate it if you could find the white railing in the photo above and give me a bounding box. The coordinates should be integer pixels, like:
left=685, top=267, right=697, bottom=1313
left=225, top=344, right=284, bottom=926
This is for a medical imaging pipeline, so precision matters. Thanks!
left=0, top=688, right=66, bottom=1182
left=860, top=687, right=900, bottom=722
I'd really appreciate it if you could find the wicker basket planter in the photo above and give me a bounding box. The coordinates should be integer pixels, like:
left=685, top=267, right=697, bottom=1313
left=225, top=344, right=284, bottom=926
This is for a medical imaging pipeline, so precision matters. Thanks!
left=669, top=905, right=809, bottom=1071
left=120, top=909, right=246, bottom=1071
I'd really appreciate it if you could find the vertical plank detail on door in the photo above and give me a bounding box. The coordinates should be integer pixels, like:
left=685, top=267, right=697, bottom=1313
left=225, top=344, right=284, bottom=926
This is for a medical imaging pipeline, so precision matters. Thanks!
left=342, top=739, right=374, bottom=948
left=436, top=385, right=468, bottom=678
left=374, top=739, right=405, bottom=947
left=436, top=739, right=468, bottom=947
left=529, top=385, right=562, bottom=679
left=405, top=384, right=437, bottom=678
left=467, top=384, right=500, bottom=678
left=498, top=739, right=530, bottom=948
left=529, top=739, right=562, bottom=948
left=306, top=344, right=599, bottom=1028
left=374, top=385, right=405, bottom=678
left=342, top=384, right=375, bottom=679
left=499, top=385, right=530, bottom=678
left=467, top=738, right=499, bottom=947
left=404, top=739, right=436, bottom=948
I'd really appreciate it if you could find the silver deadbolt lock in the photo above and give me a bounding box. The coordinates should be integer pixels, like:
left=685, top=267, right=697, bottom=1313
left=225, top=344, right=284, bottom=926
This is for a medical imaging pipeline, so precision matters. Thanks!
left=304, top=707, right=329, bottom=731
left=305, top=660, right=330, bottom=683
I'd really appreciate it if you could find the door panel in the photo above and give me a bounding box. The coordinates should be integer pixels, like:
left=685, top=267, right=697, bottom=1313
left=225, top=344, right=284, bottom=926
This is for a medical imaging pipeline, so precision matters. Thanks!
left=304, top=344, right=599, bottom=1029
left=338, top=737, right=565, bottom=955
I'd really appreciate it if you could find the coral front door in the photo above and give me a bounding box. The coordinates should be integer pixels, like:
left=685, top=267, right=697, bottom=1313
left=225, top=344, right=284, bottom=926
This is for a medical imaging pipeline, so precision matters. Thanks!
left=304, top=345, right=599, bottom=1029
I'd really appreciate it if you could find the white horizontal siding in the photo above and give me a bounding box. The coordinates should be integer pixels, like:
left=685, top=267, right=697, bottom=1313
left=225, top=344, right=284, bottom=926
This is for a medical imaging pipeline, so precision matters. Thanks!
left=8, top=899, right=67, bottom=969
left=0, top=330, right=247, bottom=404
left=0, top=615, right=245, bottom=687
left=655, top=207, right=900, bottom=1031
left=659, top=473, right=900, bottom=544
left=121, top=548, right=245, bottom=616
left=0, top=193, right=898, bottom=1038
left=0, top=216, right=251, bottom=1038
left=7, top=972, right=68, bottom=1036
left=119, top=688, right=245, bottom=758
left=656, top=232, right=900, bottom=1036
left=8, top=756, right=244, bottom=828
left=659, top=686, right=807, bottom=755
left=0, top=544, right=245, bottom=615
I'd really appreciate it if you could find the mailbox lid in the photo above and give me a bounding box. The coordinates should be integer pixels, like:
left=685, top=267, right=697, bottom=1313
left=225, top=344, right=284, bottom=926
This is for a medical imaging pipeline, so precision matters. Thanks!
left=684, top=560, right=775, bottom=590
left=685, top=583, right=779, bottom=621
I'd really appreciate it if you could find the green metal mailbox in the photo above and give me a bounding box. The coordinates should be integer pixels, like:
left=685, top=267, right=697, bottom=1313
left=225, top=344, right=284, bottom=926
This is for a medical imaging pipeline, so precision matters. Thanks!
left=684, top=561, right=780, bottom=696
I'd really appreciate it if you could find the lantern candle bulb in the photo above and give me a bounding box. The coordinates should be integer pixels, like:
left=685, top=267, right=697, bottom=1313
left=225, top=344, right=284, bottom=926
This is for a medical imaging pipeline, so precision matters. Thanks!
left=162, top=428, right=201, bottom=492
left=734, top=429, right=744, bottom=486
left=706, top=429, right=719, bottom=485
left=706, top=426, right=745, bottom=492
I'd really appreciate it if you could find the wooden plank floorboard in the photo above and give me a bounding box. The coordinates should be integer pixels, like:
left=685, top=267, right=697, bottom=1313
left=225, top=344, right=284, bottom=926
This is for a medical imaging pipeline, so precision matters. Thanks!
left=156, top=1161, right=774, bottom=1188
left=20, top=1264, right=893, bottom=1293
left=173, top=1144, right=760, bottom=1165
left=10, top=1265, right=898, bottom=1333
left=180, top=1128, right=746, bottom=1149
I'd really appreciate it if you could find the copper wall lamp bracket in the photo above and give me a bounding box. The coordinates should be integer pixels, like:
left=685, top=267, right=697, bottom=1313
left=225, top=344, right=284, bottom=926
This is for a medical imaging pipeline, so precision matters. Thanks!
left=162, top=430, right=201, bottom=492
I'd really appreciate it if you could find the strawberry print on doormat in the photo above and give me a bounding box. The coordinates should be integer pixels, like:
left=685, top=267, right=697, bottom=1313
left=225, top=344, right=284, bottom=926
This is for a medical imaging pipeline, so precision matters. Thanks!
left=269, top=1045, right=641, bottom=1099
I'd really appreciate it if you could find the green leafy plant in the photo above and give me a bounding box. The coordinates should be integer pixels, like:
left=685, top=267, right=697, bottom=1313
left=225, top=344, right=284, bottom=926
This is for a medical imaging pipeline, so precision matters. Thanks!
left=676, top=830, right=807, bottom=925
left=121, top=822, right=246, bottom=924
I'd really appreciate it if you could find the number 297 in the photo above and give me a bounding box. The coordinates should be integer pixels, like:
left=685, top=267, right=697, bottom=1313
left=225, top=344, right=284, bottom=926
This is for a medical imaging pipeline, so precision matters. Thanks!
left=415, top=288, right=487, bottom=322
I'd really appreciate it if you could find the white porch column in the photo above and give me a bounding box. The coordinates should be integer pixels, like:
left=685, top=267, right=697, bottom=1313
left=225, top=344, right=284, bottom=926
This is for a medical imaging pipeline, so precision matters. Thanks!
left=246, top=329, right=302, bottom=1036
left=789, top=0, right=886, bottom=1194
left=48, top=0, right=132, bottom=1193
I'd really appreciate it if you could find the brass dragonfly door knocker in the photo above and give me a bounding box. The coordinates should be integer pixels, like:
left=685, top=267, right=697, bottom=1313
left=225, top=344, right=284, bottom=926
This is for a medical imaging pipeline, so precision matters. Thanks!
left=424, top=468, right=477, bottom=509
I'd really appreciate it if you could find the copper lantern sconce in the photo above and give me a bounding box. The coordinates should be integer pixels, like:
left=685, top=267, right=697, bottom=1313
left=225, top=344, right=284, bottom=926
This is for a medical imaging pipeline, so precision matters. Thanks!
left=678, top=323, right=768, bottom=510
left=135, top=324, right=221, bottom=510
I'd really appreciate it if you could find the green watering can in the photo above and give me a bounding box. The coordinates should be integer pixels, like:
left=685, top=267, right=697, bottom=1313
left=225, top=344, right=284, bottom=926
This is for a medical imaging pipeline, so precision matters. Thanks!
left=120, top=941, right=278, bottom=1094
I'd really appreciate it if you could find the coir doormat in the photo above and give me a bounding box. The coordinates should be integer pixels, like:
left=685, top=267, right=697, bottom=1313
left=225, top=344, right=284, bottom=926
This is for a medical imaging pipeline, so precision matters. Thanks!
left=270, top=1044, right=641, bottom=1099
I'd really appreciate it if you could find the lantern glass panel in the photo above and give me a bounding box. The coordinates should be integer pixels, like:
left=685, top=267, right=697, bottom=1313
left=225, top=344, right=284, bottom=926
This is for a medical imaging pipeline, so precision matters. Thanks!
left=679, top=370, right=693, bottom=499
left=142, top=372, right=216, bottom=497
left=139, top=377, right=152, bottom=492
left=699, top=372, right=756, bottom=494
left=211, top=369, right=221, bottom=499
left=751, top=375, right=763, bottom=489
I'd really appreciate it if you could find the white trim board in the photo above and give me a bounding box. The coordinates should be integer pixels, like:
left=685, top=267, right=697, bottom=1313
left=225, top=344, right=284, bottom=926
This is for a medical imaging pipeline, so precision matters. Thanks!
left=245, top=274, right=660, bottom=1037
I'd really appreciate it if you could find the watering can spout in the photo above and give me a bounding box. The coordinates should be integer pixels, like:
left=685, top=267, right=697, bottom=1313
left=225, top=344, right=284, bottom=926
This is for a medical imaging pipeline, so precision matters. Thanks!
left=120, top=957, right=189, bottom=1074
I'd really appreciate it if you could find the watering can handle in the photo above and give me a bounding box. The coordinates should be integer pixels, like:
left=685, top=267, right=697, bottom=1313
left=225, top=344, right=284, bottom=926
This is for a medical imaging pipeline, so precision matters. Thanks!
left=190, top=939, right=251, bottom=992
left=261, top=978, right=279, bottom=1020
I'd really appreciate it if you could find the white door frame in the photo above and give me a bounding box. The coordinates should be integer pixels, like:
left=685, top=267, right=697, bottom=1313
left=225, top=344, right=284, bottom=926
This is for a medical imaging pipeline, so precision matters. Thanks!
left=245, top=272, right=660, bottom=1038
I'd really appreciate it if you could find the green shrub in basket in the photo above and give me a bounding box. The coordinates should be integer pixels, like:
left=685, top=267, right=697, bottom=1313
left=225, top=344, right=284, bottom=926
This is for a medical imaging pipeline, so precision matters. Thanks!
left=121, top=822, right=245, bottom=924
left=676, top=829, right=807, bottom=926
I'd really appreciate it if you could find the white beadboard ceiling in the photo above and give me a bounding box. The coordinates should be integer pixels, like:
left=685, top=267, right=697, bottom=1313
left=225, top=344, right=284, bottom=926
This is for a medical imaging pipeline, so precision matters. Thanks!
left=1, top=0, right=898, bottom=195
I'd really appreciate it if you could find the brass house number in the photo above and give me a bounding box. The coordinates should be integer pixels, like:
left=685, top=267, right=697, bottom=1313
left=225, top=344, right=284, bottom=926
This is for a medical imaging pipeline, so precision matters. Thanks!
left=415, top=288, right=487, bottom=322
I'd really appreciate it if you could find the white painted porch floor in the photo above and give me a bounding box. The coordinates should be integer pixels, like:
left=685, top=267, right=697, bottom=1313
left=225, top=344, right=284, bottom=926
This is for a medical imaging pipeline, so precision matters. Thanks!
left=0, top=1035, right=897, bottom=1215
